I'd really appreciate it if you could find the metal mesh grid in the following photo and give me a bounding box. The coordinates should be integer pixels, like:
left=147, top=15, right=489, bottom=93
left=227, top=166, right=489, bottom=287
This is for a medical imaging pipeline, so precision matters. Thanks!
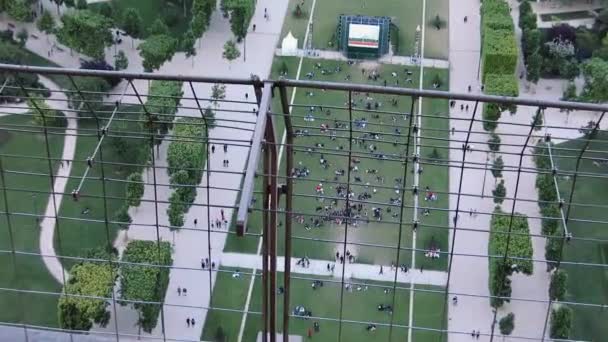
left=0, top=64, right=607, bottom=342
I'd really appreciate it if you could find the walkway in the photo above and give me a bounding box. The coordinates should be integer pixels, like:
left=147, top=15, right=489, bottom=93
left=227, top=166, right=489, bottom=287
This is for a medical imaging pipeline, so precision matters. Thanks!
left=36, top=75, right=78, bottom=285
left=90, top=1, right=290, bottom=341
left=275, top=48, right=450, bottom=69
left=446, top=0, right=495, bottom=340
left=221, top=253, right=448, bottom=286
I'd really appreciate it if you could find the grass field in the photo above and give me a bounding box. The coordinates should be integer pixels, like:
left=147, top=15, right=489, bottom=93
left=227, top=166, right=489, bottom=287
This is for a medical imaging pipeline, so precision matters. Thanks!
left=90, top=0, right=194, bottom=39
left=202, top=267, right=446, bottom=341
left=0, top=113, right=65, bottom=327
left=224, top=56, right=449, bottom=271
left=278, top=0, right=448, bottom=59
left=54, top=105, right=146, bottom=270
left=553, top=133, right=608, bottom=341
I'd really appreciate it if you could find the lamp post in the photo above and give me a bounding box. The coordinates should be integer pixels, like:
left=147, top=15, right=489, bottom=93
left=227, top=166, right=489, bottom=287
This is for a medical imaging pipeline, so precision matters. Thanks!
left=481, top=152, right=489, bottom=198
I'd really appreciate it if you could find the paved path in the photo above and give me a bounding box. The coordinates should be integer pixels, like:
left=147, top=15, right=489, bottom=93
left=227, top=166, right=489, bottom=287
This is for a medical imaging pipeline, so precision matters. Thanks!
left=276, top=48, right=450, bottom=69
left=221, top=253, right=448, bottom=286
left=446, top=0, right=496, bottom=340
left=36, top=75, right=78, bottom=285
left=89, top=1, right=290, bottom=341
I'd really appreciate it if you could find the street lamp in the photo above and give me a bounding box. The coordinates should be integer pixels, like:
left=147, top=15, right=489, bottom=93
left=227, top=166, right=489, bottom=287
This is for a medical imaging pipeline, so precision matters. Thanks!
left=481, top=152, right=489, bottom=198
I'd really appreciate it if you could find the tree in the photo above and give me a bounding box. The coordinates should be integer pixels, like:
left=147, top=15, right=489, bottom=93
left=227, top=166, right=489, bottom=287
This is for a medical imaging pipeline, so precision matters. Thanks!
left=222, top=40, right=240, bottom=66
left=149, top=17, right=170, bottom=36
left=57, top=10, right=113, bottom=59
left=561, top=81, right=577, bottom=101
left=191, top=0, right=212, bottom=38
left=122, top=8, right=144, bottom=45
left=550, top=306, right=572, bottom=339
left=76, top=0, right=87, bottom=9
left=531, top=110, right=543, bottom=131
left=491, top=156, right=504, bottom=179
left=499, top=313, right=515, bottom=336
left=138, top=34, right=178, bottom=71
left=429, top=15, right=446, bottom=30
left=126, top=172, right=144, bottom=207
left=114, top=50, right=128, bottom=70
left=581, top=58, right=608, bottom=102
left=203, top=106, right=216, bottom=127
left=488, top=133, right=501, bottom=153
left=229, top=5, right=247, bottom=40
left=16, top=28, right=28, bottom=48
left=7, top=0, right=32, bottom=22
left=37, top=11, right=56, bottom=34
left=215, top=326, right=227, bottom=342
left=210, top=83, right=226, bottom=107
left=493, top=179, right=506, bottom=204
left=549, top=270, right=568, bottom=301
left=113, top=205, right=132, bottom=229
left=181, top=30, right=196, bottom=60
left=168, top=192, right=185, bottom=227
left=28, top=96, right=59, bottom=127
left=525, top=51, right=541, bottom=83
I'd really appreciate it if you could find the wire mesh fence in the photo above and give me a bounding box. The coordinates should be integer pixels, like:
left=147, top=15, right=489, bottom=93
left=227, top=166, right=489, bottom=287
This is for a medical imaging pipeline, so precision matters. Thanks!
left=0, top=64, right=607, bottom=342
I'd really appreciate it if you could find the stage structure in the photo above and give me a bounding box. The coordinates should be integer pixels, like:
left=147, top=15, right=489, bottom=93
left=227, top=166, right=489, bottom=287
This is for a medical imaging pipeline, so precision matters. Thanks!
left=337, top=15, right=391, bottom=59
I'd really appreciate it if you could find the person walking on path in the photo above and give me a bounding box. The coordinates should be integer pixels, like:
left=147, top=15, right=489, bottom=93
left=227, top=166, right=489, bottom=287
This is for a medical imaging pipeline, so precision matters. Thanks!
left=191, top=318, right=196, bottom=327
left=182, top=288, right=187, bottom=296
left=221, top=209, right=225, bottom=221
left=211, top=145, right=215, bottom=153
left=379, top=265, right=383, bottom=274
left=223, top=144, right=228, bottom=153
left=186, top=318, right=190, bottom=327
left=177, top=287, right=182, bottom=296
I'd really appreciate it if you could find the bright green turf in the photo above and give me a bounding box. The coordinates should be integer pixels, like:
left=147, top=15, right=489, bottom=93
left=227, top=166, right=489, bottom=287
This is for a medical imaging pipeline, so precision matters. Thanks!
left=424, top=0, right=449, bottom=60
left=53, top=105, right=146, bottom=270
left=553, top=133, right=608, bottom=341
left=224, top=57, right=449, bottom=271
left=90, top=0, right=193, bottom=39
left=0, top=113, right=65, bottom=327
left=277, top=0, right=448, bottom=58
left=202, top=267, right=446, bottom=341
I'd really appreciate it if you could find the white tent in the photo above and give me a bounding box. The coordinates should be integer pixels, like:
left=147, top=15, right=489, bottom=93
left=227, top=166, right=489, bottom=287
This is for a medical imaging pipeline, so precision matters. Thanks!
left=281, top=31, right=298, bottom=56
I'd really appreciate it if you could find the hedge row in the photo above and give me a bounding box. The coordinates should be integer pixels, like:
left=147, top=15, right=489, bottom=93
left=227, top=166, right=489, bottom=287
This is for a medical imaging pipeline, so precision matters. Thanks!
left=533, top=142, right=562, bottom=270
left=488, top=208, right=533, bottom=307
left=481, top=0, right=519, bottom=131
left=482, top=73, right=519, bottom=131
left=166, top=117, right=207, bottom=228
left=120, top=241, right=173, bottom=333
left=58, top=262, right=117, bottom=330
left=482, top=28, right=518, bottom=79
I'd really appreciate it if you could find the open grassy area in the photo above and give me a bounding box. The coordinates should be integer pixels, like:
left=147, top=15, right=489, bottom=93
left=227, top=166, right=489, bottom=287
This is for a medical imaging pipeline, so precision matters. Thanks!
left=224, top=56, right=449, bottom=271
left=54, top=105, right=146, bottom=270
left=0, top=113, right=65, bottom=327
left=278, top=0, right=448, bottom=58
left=553, top=133, right=608, bottom=341
left=90, top=0, right=194, bottom=39
left=202, top=267, right=446, bottom=341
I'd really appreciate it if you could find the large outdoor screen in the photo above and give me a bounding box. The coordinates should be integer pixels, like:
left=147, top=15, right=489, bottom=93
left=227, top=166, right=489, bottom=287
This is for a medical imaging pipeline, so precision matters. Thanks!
left=347, top=23, right=380, bottom=49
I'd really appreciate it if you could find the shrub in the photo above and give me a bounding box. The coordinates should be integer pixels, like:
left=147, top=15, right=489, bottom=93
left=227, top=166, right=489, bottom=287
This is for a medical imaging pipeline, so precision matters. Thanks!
left=120, top=241, right=172, bottom=333
left=113, top=205, right=132, bottom=229
left=58, top=262, right=117, bottom=330
left=491, top=156, right=504, bottom=179
left=488, top=133, right=501, bottom=153
left=499, top=313, right=515, bottom=336
left=489, top=209, right=533, bottom=274
left=482, top=29, right=518, bottom=80
left=492, top=179, right=507, bottom=204
left=482, top=73, right=519, bottom=130
left=550, top=306, right=572, bottom=339
left=549, top=269, right=568, bottom=301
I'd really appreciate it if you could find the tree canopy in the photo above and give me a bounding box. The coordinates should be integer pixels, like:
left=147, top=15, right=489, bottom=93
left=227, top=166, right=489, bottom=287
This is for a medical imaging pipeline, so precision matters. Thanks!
left=37, top=10, right=56, bottom=34
left=581, top=58, right=608, bottom=102
left=121, top=8, right=144, bottom=39
left=138, top=34, right=178, bottom=71
left=57, top=10, right=113, bottom=59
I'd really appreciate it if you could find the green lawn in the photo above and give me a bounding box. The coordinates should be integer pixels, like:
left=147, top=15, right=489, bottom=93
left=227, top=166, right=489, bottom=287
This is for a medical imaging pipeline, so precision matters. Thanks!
left=278, top=0, right=448, bottom=58
left=203, top=267, right=446, bottom=341
left=225, top=56, right=449, bottom=271
left=90, top=0, right=194, bottom=39
left=553, top=133, right=608, bottom=341
left=53, top=105, right=146, bottom=270
left=0, top=113, right=65, bottom=327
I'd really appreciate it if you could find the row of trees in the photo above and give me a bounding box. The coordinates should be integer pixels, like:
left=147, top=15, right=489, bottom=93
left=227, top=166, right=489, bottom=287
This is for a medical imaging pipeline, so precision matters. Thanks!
left=166, top=117, right=209, bottom=228
left=57, top=10, right=113, bottom=60
left=58, top=249, right=117, bottom=330
left=481, top=0, right=519, bottom=132
left=533, top=142, right=573, bottom=339
left=488, top=208, right=533, bottom=308
left=119, top=241, right=172, bottom=333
